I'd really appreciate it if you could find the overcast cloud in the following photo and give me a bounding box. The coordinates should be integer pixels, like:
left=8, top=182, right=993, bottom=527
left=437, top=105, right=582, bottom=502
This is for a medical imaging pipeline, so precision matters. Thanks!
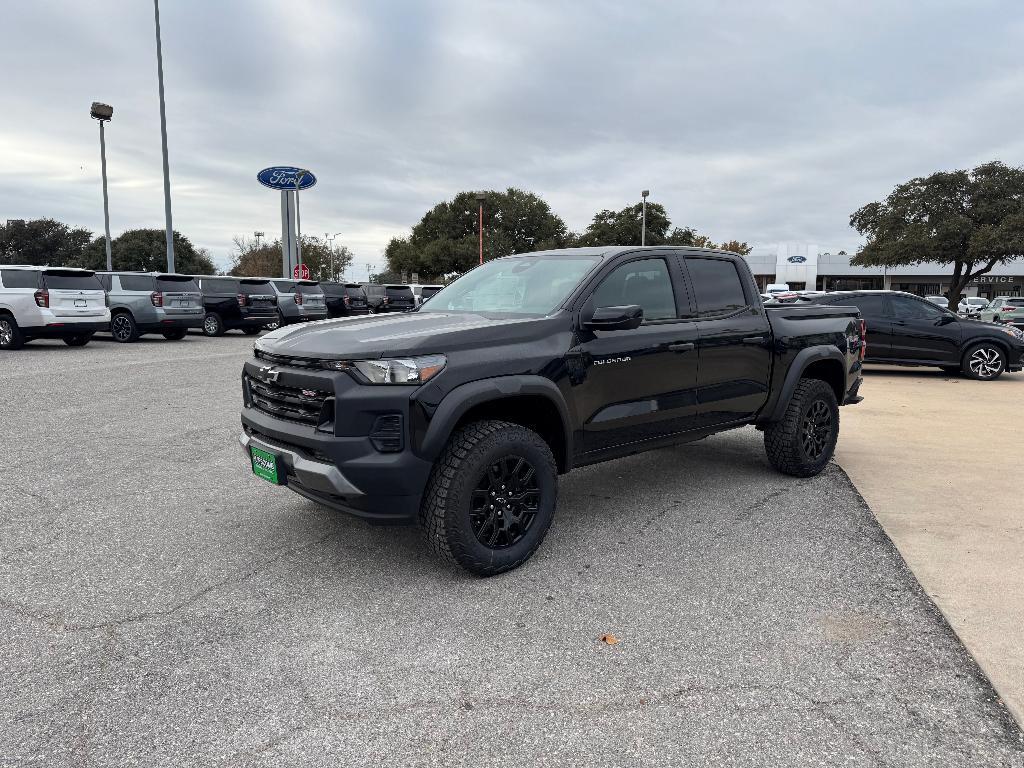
left=3, top=0, right=1023, bottom=274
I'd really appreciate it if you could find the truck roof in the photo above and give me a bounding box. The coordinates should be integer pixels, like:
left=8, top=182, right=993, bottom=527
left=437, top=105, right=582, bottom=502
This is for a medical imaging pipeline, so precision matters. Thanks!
left=514, top=245, right=741, bottom=259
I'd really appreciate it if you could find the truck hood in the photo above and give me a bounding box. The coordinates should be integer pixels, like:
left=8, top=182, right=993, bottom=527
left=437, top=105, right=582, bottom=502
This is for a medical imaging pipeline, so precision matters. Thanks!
left=256, top=311, right=557, bottom=359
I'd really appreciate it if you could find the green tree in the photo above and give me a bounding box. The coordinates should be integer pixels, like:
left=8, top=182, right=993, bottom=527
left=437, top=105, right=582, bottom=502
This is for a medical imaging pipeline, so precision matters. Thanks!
left=0, top=218, right=92, bottom=266
left=851, top=161, right=1024, bottom=307
left=718, top=239, right=752, bottom=255
left=79, top=229, right=216, bottom=274
left=385, top=188, right=573, bottom=279
left=575, top=202, right=722, bottom=249
left=229, top=235, right=354, bottom=281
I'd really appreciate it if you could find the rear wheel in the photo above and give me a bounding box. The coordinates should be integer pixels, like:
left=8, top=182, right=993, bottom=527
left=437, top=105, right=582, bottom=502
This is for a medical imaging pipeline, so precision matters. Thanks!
left=202, top=312, right=225, bottom=337
left=420, top=420, right=558, bottom=576
left=0, top=315, right=25, bottom=350
left=963, top=343, right=1005, bottom=381
left=111, top=312, right=139, bottom=343
left=63, top=334, right=92, bottom=347
left=764, top=378, right=839, bottom=478
left=162, top=329, right=187, bottom=340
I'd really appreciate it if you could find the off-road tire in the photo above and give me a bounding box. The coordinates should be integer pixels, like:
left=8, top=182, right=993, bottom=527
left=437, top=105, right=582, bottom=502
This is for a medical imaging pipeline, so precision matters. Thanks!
left=202, top=312, right=225, bottom=337
left=420, top=420, right=558, bottom=576
left=764, top=378, right=839, bottom=478
left=111, top=312, right=140, bottom=343
left=0, top=315, right=25, bottom=350
left=161, top=329, right=187, bottom=340
left=962, top=342, right=1006, bottom=381
left=63, top=334, right=92, bottom=347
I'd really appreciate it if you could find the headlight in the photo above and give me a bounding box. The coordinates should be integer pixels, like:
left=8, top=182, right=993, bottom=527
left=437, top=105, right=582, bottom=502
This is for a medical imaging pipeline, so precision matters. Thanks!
left=322, top=354, right=447, bottom=384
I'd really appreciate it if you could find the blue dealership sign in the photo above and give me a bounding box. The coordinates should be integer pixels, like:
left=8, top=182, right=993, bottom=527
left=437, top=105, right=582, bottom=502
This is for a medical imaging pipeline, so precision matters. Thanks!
left=257, top=166, right=317, bottom=191
left=787, top=255, right=807, bottom=264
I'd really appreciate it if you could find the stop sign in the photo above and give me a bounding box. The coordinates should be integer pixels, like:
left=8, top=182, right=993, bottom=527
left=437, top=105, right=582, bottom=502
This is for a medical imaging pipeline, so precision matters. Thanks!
left=293, top=263, right=310, bottom=280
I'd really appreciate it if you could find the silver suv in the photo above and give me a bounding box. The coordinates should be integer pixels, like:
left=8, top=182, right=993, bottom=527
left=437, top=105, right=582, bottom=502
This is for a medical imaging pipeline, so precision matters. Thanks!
left=269, top=279, right=327, bottom=326
left=0, top=266, right=110, bottom=350
left=98, top=272, right=204, bottom=342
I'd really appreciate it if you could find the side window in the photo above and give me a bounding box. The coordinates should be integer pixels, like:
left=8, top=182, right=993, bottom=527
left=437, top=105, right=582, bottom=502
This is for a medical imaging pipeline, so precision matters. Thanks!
left=0, top=270, right=39, bottom=289
left=118, top=275, right=154, bottom=291
left=849, top=294, right=887, bottom=317
left=892, top=296, right=941, bottom=320
left=96, top=274, right=112, bottom=291
left=685, top=257, right=748, bottom=316
left=591, top=258, right=677, bottom=321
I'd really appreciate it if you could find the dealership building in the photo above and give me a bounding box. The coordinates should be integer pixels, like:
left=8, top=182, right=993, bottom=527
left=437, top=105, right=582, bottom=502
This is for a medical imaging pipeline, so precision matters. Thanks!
left=742, top=244, right=1024, bottom=299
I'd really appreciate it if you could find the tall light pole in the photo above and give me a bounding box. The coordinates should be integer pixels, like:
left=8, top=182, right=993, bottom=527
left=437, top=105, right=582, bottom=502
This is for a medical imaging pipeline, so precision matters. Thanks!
left=254, top=231, right=264, bottom=249
left=90, top=102, right=114, bottom=271
left=326, top=231, right=342, bottom=280
left=475, top=192, right=486, bottom=265
left=641, top=189, right=650, bottom=246
left=294, top=170, right=309, bottom=273
left=153, top=0, right=175, bottom=272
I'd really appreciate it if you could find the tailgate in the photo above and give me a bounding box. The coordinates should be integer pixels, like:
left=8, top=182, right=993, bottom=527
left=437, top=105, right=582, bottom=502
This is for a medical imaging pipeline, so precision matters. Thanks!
left=48, top=289, right=106, bottom=318
left=161, top=291, right=203, bottom=316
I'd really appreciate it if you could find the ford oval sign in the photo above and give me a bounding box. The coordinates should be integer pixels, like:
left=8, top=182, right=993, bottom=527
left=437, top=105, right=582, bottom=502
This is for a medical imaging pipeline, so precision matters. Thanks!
left=257, top=166, right=317, bottom=191
left=787, top=255, right=807, bottom=264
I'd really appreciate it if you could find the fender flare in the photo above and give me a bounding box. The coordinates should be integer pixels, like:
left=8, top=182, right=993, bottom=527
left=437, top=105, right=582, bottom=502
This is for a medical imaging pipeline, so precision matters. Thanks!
left=761, top=346, right=846, bottom=424
left=417, top=375, right=573, bottom=468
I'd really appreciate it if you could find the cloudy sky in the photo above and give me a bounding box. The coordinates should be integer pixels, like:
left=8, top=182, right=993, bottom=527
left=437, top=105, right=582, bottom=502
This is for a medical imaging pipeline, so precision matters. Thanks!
left=3, top=0, right=1023, bottom=275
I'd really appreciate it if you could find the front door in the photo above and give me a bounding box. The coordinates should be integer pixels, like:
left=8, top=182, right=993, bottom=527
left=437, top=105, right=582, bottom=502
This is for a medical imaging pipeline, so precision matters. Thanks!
left=889, top=294, right=962, bottom=363
left=573, top=255, right=700, bottom=455
left=681, top=256, right=772, bottom=425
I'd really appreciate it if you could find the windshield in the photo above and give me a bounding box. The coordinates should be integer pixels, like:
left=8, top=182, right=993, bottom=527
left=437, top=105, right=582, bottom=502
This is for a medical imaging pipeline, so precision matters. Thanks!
left=421, top=255, right=601, bottom=316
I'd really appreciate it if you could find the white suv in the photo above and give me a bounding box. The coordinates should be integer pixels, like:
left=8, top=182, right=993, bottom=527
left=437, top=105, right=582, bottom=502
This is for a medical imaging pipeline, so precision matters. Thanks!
left=0, top=266, right=110, bottom=349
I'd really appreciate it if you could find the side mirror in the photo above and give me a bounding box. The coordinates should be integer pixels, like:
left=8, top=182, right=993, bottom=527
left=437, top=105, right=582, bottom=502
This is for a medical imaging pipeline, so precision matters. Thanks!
left=584, top=304, right=643, bottom=331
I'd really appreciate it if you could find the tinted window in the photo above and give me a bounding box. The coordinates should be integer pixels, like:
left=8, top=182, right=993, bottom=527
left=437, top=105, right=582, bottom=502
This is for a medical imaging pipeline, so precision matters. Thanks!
left=1006, top=299, right=1024, bottom=307
left=592, top=258, right=676, bottom=321
left=297, top=282, right=322, bottom=295
left=344, top=285, right=365, bottom=298
left=239, top=280, right=273, bottom=295
left=156, top=276, right=199, bottom=292
left=118, top=275, right=155, bottom=291
left=685, top=257, right=747, bottom=316
left=362, top=285, right=385, bottom=296
left=1, top=269, right=39, bottom=289
left=319, top=281, right=345, bottom=296
left=201, top=278, right=239, bottom=293
left=892, top=296, right=943, bottom=319
left=386, top=286, right=414, bottom=300
left=42, top=272, right=103, bottom=290
left=421, top=286, right=442, bottom=299
left=273, top=281, right=297, bottom=292
left=96, top=274, right=112, bottom=290
left=827, top=294, right=888, bottom=317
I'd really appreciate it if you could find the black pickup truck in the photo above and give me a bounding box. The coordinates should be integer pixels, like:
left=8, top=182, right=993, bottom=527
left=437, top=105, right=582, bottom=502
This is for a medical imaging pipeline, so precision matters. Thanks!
left=240, top=246, right=864, bottom=575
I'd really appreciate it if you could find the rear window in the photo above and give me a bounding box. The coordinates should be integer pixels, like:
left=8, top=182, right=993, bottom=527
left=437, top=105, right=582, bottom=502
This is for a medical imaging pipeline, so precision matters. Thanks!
left=297, top=282, right=322, bottom=295
left=344, top=285, right=365, bottom=298
left=1, top=269, right=39, bottom=289
left=1005, top=299, right=1024, bottom=307
left=239, top=280, right=273, bottom=295
left=421, top=286, right=442, bottom=299
left=319, top=281, right=345, bottom=296
left=156, top=276, right=199, bottom=292
left=362, top=284, right=384, bottom=296
left=42, top=272, right=103, bottom=291
left=273, top=281, right=297, bottom=292
left=386, top=286, right=414, bottom=299
left=201, top=278, right=239, bottom=294
left=119, top=275, right=156, bottom=291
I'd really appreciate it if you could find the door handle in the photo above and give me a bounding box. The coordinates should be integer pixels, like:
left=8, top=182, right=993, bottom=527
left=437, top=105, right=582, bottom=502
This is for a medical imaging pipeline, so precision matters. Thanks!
left=668, top=342, right=695, bottom=352
left=742, top=336, right=766, bottom=344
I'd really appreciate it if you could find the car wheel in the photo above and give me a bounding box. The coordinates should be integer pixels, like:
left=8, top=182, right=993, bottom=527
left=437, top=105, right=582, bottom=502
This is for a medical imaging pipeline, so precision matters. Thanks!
left=110, top=312, right=139, bottom=343
left=242, top=327, right=261, bottom=336
left=62, top=334, right=92, bottom=347
left=764, top=378, right=839, bottom=478
left=0, top=315, right=25, bottom=350
left=420, top=420, right=558, bottom=576
left=162, top=329, right=187, bottom=340
left=963, top=343, right=1006, bottom=381
left=202, top=312, right=225, bottom=337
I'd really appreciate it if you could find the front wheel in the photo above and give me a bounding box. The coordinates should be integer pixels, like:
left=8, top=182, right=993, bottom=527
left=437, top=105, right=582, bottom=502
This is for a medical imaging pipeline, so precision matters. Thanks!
left=420, top=420, right=558, bottom=576
left=963, top=343, right=1006, bottom=381
left=63, top=334, right=92, bottom=347
left=764, top=378, right=840, bottom=478
left=202, top=312, right=225, bottom=337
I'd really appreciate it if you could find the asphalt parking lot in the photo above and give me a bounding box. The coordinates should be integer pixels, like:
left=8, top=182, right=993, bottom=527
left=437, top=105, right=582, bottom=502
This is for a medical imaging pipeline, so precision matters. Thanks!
left=2, top=335, right=1023, bottom=767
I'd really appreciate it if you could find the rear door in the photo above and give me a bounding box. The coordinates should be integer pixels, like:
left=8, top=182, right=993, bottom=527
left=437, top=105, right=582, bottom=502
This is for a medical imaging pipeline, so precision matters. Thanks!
left=681, top=255, right=771, bottom=425
left=889, top=294, right=962, bottom=363
left=239, top=280, right=277, bottom=317
left=575, top=254, right=700, bottom=454
left=385, top=285, right=415, bottom=311
left=156, top=276, right=203, bottom=319
left=42, top=271, right=106, bottom=317
left=345, top=285, right=368, bottom=311
left=298, top=282, right=326, bottom=312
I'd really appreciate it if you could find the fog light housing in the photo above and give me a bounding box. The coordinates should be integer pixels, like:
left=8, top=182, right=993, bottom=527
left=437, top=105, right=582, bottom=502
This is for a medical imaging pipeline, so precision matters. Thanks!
left=369, top=414, right=404, bottom=453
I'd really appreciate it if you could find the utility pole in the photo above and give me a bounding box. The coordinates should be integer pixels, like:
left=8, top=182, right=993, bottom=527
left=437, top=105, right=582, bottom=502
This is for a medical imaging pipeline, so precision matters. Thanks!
left=153, top=0, right=175, bottom=272
left=475, top=192, right=486, bottom=264
left=90, top=102, right=114, bottom=271
left=641, top=189, right=649, bottom=246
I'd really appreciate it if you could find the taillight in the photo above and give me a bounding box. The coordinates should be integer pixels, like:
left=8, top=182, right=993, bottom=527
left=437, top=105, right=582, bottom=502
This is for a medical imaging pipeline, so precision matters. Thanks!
left=150, top=291, right=163, bottom=307
left=294, top=292, right=303, bottom=305
left=382, top=296, right=389, bottom=305
left=859, top=319, right=867, bottom=359
left=343, top=295, right=350, bottom=306
left=34, top=289, right=49, bottom=308
left=237, top=293, right=248, bottom=307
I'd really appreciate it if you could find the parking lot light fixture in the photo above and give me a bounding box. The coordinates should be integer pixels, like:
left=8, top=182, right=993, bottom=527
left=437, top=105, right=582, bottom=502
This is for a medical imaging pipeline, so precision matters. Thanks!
left=475, top=192, right=487, bottom=264
left=641, top=189, right=650, bottom=246
left=295, top=170, right=309, bottom=271
left=153, top=0, right=175, bottom=273
left=90, top=102, right=114, bottom=271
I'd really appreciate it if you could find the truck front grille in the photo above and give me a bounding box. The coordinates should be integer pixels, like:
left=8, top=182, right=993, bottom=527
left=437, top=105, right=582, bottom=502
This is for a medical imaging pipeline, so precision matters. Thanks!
left=246, top=375, right=329, bottom=426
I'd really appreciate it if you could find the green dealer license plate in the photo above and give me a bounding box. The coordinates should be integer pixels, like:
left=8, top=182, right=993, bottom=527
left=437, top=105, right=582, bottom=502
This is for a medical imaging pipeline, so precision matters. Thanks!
left=250, top=446, right=285, bottom=485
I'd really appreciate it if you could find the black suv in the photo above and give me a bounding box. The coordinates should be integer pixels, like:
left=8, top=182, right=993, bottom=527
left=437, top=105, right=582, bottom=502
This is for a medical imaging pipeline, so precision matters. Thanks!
left=240, top=246, right=864, bottom=575
left=383, top=284, right=415, bottom=312
left=360, top=284, right=388, bottom=313
left=803, top=290, right=1024, bottom=380
left=321, top=282, right=370, bottom=318
left=196, top=276, right=279, bottom=336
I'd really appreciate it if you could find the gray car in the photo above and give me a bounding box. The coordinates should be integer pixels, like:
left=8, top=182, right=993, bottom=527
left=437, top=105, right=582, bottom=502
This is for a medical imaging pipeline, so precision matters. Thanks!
left=269, top=279, right=328, bottom=326
left=97, top=272, right=204, bottom=342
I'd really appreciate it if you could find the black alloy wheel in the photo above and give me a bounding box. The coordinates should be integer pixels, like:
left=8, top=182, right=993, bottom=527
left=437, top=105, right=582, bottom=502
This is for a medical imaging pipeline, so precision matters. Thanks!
left=800, top=399, right=833, bottom=461
left=470, top=455, right=541, bottom=549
